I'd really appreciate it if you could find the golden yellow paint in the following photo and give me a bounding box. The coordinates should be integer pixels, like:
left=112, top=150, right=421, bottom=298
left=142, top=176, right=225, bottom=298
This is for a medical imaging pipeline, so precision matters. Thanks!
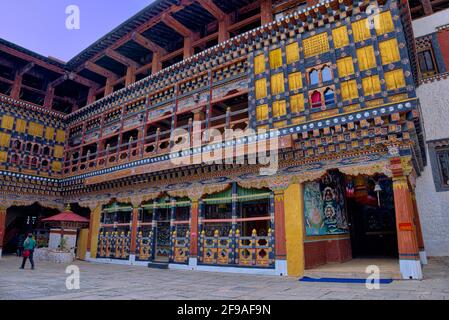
left=271, top=73, right=285, bottom=95
left=254, top=54, right=265, bottom=75
left=269, top=48, right=282, bottom=69
left=45, top=127, right=55, bottom=141
left=286, top=42, right=299, bottom=64
left=0, top=151, right=7, bottom=163
left=76, top=228, right=89, bottom=260
left=1, top=115, right=14, bottom=130
left=56, top=129, right=66, bottom=143
left=303, top=33, right=329, bottom=58
left=15, top=119, right=27, bottom=133
left=332, top=26, right=349, bottom=49
left=89, top=205, right=102, bottom=258
left=284, top=183, right=305, bottom=277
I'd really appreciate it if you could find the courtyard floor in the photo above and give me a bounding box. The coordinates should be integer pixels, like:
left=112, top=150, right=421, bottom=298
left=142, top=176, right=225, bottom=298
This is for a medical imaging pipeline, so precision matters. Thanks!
left=1, top=255, right=449, bottom=300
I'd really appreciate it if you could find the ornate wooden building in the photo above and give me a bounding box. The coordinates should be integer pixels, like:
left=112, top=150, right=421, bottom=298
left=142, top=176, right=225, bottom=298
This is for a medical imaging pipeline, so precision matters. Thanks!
left=2, top=0, right=448, bottom=280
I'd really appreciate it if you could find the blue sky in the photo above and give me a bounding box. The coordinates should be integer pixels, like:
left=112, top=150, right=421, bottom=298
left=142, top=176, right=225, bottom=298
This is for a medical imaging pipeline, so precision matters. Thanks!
left=0, top=0, right=154, bottom=62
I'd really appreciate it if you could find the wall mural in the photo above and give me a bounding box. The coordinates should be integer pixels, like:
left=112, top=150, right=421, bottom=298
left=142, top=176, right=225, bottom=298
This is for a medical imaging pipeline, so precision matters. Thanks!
left=304, top=170, right=349, bottom=236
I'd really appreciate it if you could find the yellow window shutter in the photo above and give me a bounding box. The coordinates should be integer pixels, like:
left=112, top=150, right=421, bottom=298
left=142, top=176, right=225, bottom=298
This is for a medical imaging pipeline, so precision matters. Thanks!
left=15, top=119, right=27, bottom=133
left=385, top=69, right=406, bottom=90
left=286, top=42, right=299, bottom=64
left=362, top=75, right=381, bottom=95
left=52, top=161, right=62, bottom=172
left=272, top=100, right=287, bottom=118
left=290, top=94, right=305, bottom=113
left=0, top=132, right=11, bottom=147
left=255, top=78, right=268, bottom=100
left=337, top=57, right=354, bottom=77
left=356, top=46, right=376, bottom=71
left=56, top=129, right=66, bottom=143
left=254, top=54, right=265, bottom=75
left=54, top=145, right=64, bottom=158
left=352, top=19, right=371, bottom=42
left=256, top=104, right=269, bottom=121
left=303, top=33, right=330, bottom=58
left=1, top=115, right=14, bottom=130
left=269, top=48, right=283, bottom=69
left=332, top=26, right=349, bottom=49
left=271, top=73, right=285, bottom=95
left=288, top=72, right=303, bottom=91
left=29, top=122, right=44, bottom=137
left=379, top=39, right=400, bottom=65
left=45, top=127, right=55, bottom=140
left=341, top=80, right=358, bottom=101
left=375, top=11, right=394, bottom=35
left=0, top=151, right=7, bottom=163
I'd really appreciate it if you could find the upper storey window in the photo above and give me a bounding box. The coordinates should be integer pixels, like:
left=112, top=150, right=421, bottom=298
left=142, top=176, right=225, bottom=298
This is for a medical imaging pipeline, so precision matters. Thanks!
left=303, top=33, right=330, bottom=58
left=322, top=66, right=332, bottom=82
left=379, top=39, right=400, bottom=65
left=332, top=26, right=349, bottom=49
left=357, top=46, right=376, bottom=71
left=254, top=54, right=265, bottom=75
left=418, top=49, right=438, bottom=77
left=374, top=11, right=394, bottom=35
left=352, top=19, right=371, bottom=42
left=286, top=42, right=299, bottom=64
left=269, top=48, right=283, bottom=69
left=309, top=69, right=319, bottom=86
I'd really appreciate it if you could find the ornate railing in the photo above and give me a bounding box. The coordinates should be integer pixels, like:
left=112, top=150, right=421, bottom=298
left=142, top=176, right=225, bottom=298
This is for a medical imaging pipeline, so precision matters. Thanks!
left=97, top=231, right=131, bottom=260
left=199, top=229, right=274, bottom=268
left=170, top=230, right=190, bottom=264
left=135, top=230, right=154, bottom=261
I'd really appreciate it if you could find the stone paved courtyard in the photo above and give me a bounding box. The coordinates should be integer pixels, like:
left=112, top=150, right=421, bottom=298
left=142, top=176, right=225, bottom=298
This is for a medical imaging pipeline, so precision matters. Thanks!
left=1, top=256, right=449, bottom=300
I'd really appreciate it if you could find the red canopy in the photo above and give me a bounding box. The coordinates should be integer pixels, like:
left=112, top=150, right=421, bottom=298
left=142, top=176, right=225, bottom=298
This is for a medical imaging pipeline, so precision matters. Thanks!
left=42, top=207, right=89, bottom=223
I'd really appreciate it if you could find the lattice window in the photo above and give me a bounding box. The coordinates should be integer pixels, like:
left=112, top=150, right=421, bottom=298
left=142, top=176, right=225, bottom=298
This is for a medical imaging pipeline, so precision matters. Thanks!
left=418, top=49, right=438, bottom=78
left=303, top=33, right=330, bottom=58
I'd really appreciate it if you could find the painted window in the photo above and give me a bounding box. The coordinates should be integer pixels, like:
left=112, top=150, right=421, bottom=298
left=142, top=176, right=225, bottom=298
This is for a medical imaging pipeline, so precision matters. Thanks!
left=286, top=42, right=299, bottom=64
left=352, top=19, right=371, bottom=42
left=337, top=57, right=355, bottom=77
left=322, top=66, right=333, bottom=82
left=309, top=69, right=319, bottom=85
left=418, top=49, right=438, bottom=77
left=288, top=72, right=303, bottom=91
left=436, top=146, right=449, bottom=190
left=356, top=46, right=376, bottom=71
left=303, top=33, right=330, bottom=58
left=362, top=75, right=381, bottom=95
left=384, top=69, right=406, bottom=90
left=0, top=133, right=11, bottom=148
left=15, top=119, right=27, bottom=133
left=271, top=73, right=285, bottom=95
left=272, top=100, right=287, bottom=118
left=56, top=129, right=66, bottom=143
left=1, top=115, right=14, bottom=130
left=269, top=48, right=283, bottom=69
left=375, top=11, right=394, bottom=36
left=379, top=39, right=400, bottom=65
left=256, top=104, right=269, bottom=121
left=340, top=80, right=358, bottom=101
left=255, top=78, right=268, bottom=100
left=324, top=88, right=335, bottom=106
left=254, top=54, right=265, bottom=75
left=332, top=26, right=349, bottom=49
left=290, top=94, right=305, bottom=113
left=311, top=91, right=322, bottom=108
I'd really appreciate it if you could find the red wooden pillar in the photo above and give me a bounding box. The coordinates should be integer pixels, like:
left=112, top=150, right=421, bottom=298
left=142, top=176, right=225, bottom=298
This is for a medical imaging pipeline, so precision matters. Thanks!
left=130, top=205, right=139, bottom=254
left=184, top=37, right=194, bottom=59
left=0, top=206, right=7, bottom=258
left=218, top=16, right=230, bottom=43
left=152, top=51, right=162, bottom=74
left=391, top=158, right=422, bottom=279
left=189, top=199, right=199, bottom=262
left=274, top=190, right=287, bottom=275
left=125, top=66, right=136, bottom=86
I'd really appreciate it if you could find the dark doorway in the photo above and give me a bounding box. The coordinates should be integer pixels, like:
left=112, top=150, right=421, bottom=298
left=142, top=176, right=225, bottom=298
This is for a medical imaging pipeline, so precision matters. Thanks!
left=345, top=175, right=398, bottom=258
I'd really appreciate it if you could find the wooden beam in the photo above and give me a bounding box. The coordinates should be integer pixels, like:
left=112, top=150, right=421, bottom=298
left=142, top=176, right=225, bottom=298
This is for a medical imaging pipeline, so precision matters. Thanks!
left=161, top=13, right=193, bottom=38
left=218, top=16, right=230, bottom=43
left=260, top=0, right=273, bottom=25
left=43, top=86, right=55, bottom=109
left=18, top=62, right=35, bottom=76
left=87, top=87, right=96, bottom=105
left=152, top=51, right=162, bottom=74
left=131, top=32, right=166, bottom=54
left=0, top=44, right=65, bottom=75
left=69, top=73, right=102, bottom=89
left=49, top=74, right=68, bottom=88
left=104, top=77, right=115, bottom=96
left=125, top=66, right=136, bottom=86
left=105, top=48, right=140, bottom=69
left=196, top=0, right=226, bottom=20
left=84, top=61, right=118, bottom=79
left=421, top=0, right=434, bottom=15
left=10, top=72, right=22, bottom=100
